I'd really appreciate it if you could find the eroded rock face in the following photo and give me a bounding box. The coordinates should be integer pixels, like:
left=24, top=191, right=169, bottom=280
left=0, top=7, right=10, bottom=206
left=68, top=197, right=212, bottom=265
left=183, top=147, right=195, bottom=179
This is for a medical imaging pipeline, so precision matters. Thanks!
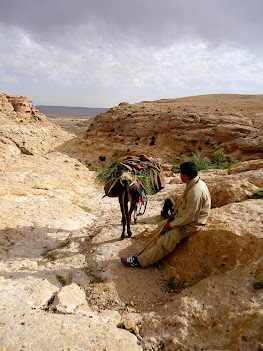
left=164, top=200, right=263, bottom=285
left=209, top=179, right=258, bottom=207
left=57, top=94, right=263, bottom=168
left=0, top=151, right=142, bottom=351
left=140, top=260, right=263, bottom=351
left=0, top=93, right=73, bottom=158
left=228, top=158, right=263, bottom=174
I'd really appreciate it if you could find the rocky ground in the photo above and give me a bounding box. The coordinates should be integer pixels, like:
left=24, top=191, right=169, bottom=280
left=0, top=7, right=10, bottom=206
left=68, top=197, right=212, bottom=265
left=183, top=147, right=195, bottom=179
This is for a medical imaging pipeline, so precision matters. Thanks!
left=0, top=93, right=262, bottom=350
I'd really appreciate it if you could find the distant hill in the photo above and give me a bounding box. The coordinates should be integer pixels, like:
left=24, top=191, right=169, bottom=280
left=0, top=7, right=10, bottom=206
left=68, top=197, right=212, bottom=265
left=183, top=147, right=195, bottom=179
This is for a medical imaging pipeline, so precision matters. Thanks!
left=35, top=105, right=109, bottom=118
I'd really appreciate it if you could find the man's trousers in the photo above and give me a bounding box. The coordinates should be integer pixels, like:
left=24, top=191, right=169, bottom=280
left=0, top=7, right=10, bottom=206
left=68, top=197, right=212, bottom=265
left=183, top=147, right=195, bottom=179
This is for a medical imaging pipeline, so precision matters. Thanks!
left=137, top=220, right=195, bottom=268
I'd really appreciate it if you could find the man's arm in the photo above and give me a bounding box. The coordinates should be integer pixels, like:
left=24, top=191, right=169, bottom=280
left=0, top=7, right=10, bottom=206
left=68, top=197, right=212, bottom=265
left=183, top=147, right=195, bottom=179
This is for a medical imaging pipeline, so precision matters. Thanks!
left=169, top=192, right=200, bottom=228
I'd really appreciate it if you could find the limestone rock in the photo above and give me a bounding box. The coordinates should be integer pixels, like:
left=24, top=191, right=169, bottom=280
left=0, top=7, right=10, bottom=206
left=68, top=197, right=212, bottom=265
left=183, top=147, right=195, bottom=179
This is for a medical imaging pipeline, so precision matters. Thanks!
left=52, top=283, right=90, bottom=313
left=140, top=260, right=263, bottom=351
left=209, top=179, right=259, bottom=207
left=163, top=200, right=263, bottom=285
left=228, top=159, right=263, bottom=174
left=121, top=313, right=143, bottom=337
left=0, top=93, right=73, bottom=158
left=27, top=278, right=60, bottom=309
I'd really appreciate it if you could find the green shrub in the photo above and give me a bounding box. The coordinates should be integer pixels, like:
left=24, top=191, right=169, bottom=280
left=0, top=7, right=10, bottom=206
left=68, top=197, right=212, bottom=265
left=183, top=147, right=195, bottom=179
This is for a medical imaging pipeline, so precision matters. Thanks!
left=184, top=151, right=212, bottom=171
left=172, top=151, right=240, bottom=173
left=252, top=281, right=263, bottom=290
left=250, top=188, right=263, bottom=199
left=99, top=155, right=106, bottom=162
left=150, top=136, right=156, bottom=145
left=165, top=276, right=185, bottom=292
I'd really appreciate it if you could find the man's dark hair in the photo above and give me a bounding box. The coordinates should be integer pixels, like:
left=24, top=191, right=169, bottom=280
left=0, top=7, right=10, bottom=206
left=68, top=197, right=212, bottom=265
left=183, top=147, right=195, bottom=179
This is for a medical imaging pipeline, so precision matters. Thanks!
left=180, top=162, right=198, bottom=179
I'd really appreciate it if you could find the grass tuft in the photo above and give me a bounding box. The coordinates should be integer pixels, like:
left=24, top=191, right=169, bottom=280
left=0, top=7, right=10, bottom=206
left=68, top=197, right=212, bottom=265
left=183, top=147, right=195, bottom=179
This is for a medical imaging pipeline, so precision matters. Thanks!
left=56, top=274, right=67, bottom=286
left=165, top=276, right=185, bottom=293
left=78, top=206, right=91, bottom=213
left=83, top=265, right=105, bottom=284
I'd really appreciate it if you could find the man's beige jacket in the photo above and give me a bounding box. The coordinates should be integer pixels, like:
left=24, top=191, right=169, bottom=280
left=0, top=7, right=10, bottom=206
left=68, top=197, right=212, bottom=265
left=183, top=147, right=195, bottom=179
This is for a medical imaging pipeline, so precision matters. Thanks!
left=170, top=176, right=211, bottom=232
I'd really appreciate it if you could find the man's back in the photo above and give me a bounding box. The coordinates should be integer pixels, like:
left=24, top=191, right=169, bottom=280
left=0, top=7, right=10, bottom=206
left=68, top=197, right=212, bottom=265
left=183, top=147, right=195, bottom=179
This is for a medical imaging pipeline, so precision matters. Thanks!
left=170, top=176, right=211, bottom=231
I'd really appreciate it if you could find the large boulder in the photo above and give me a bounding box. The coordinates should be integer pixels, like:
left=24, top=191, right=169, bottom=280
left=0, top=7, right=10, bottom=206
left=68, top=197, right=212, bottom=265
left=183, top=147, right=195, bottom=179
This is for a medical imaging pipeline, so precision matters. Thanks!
left=209, top=179, right=259, bottom=207
left=228, top=159, right=263, bottom=174
left=141, top=259, right=263, bottom=351
left=163, top=200, right=263, bottom=285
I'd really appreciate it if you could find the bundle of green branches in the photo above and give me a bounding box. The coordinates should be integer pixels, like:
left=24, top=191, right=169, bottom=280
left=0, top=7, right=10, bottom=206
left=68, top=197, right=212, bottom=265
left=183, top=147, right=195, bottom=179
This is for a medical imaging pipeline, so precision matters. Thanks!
left=96, top=161, right=157, bottom=195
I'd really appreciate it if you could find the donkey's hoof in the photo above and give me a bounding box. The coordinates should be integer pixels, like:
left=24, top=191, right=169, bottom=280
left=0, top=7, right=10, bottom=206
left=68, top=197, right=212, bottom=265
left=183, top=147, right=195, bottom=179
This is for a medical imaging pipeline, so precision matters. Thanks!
left=127, top=232, right=132, bottom=238
left=121, top=234, right=125, bottom=240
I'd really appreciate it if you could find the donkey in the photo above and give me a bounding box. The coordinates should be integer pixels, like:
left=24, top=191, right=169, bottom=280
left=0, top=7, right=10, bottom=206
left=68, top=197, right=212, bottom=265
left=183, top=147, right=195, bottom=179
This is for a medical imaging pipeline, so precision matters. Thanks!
left=105, top=176, right=146, bottom=239
left=117, top=178, right=140, bottom=239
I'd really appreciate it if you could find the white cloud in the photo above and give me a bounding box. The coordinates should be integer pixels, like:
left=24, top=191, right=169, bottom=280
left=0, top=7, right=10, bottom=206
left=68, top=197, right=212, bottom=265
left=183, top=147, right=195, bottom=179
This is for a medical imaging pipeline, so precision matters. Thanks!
left=0, top=10, right=263, bottom=106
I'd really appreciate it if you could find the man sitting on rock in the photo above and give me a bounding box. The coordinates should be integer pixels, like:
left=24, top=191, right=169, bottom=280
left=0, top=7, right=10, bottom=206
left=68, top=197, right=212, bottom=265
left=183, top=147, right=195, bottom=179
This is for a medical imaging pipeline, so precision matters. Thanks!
left=121, top=162, right=211, bottom=268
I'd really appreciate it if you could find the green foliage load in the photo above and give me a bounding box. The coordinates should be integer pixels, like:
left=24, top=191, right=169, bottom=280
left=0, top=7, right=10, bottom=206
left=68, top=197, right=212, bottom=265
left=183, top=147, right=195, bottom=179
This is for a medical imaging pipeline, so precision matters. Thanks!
left=96, top=161, right=126, bottom=185
left=173, top=151, right=240, bottom=173
left=96, top=161, right=158, bottom=195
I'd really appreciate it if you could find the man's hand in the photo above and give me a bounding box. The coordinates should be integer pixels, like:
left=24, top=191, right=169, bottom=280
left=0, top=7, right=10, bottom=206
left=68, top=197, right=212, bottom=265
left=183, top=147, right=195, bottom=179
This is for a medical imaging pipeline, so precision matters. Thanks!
left=164, top=221, right=173, bottom=231
left=167, top=213, right=175, bottom=223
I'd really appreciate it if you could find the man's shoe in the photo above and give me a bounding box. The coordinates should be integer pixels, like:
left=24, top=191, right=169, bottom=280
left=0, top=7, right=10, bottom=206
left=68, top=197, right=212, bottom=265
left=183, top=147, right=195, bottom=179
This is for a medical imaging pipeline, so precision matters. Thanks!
left=120, top=256, right=141, bottom=268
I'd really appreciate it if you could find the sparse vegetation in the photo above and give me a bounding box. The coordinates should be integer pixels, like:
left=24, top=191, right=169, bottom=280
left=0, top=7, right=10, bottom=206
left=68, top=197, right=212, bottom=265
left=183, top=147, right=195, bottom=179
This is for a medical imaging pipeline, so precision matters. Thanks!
left=150, top=135, right=156, bottom=145
left=165, top=276, right=185, bottom=293
left=250, top=188, right=263, bottom=199
left=56, top=274, right=67, bottom=286
left=41, top=249, right=57, bottom=261
left=252, top=281, right=263, bottom=290
left=19, top=266, right=34, bottom=271
left=83, top=265, right=104, bottom=284
left=99, top=155, right=106, bottom=162
left=78, top=205, right=91, bottom=213
left=173, top=151, right=240, bottom=173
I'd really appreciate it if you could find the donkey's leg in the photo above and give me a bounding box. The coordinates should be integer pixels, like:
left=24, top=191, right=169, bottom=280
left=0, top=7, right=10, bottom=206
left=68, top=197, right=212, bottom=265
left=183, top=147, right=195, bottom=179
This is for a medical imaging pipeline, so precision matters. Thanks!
left=133, top=203, right=138, bottom=224
left=118, top=193, right=126, bottom=239
left=124, top=183, right=132, bottom=237
left=129, top=196, right=138, bottom=225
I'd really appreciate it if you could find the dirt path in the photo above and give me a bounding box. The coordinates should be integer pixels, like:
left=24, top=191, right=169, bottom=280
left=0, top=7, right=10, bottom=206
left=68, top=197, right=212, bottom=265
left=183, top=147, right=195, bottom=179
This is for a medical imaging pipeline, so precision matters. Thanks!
left=78, top=176, right=181, bottom=314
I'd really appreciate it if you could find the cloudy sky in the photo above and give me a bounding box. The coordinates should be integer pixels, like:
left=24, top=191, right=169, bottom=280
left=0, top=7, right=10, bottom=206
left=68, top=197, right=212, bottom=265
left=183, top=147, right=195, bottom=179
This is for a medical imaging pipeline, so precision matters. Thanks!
left=0, top=0, right=263, bottom=107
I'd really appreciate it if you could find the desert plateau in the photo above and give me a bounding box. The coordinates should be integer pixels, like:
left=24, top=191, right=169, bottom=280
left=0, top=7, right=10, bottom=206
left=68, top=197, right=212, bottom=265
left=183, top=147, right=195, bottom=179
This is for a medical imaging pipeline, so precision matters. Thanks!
left=0, top=92, right=262, bottom=351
